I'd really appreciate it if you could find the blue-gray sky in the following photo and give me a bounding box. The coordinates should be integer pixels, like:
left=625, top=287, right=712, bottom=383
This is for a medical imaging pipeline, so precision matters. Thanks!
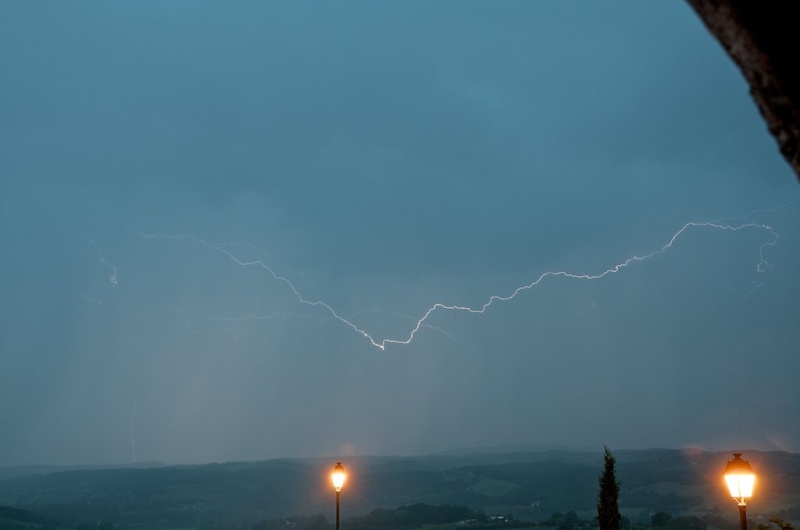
left=1, top=2, right=799, bottom=466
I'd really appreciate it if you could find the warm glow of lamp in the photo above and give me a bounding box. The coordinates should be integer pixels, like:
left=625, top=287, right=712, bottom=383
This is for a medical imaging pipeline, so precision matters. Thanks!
left=332, top=462, right=346, bottom=492
left=724, top=453, right=756, bottom=506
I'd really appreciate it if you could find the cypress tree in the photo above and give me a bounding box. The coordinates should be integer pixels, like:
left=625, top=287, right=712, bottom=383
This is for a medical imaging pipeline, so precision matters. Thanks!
left=597, top=445, right=621, bottom=530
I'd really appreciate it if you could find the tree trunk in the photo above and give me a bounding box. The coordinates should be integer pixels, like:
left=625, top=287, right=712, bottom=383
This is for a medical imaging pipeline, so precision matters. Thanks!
left=687, top=1, right=800, bottom=182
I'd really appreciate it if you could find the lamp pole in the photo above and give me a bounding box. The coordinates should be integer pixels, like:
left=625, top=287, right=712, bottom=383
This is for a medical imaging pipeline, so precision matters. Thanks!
left=723, top=453, right=756, bottom=530
left=331, top=462, right=346, bottom=530
left=738, top=504, right=747, bottom=530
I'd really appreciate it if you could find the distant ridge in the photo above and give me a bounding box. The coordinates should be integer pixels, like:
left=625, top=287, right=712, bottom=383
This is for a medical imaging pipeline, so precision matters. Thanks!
left=0, top=461, right=164, bottom=481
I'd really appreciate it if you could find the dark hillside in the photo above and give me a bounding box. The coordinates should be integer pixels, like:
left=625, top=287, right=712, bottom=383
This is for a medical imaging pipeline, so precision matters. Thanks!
left=0, top=450, right=797, bottom=529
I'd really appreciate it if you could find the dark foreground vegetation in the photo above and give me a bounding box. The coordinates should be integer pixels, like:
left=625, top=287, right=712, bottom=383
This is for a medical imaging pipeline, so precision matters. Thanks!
left=0, top=450, right=798, bottom=530
left=0, top=503, right=528, bottom=530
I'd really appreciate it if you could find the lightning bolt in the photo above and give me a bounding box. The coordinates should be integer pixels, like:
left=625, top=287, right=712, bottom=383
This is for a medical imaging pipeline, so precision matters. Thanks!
left=103, top=256, right=118, bottom=288
left=141, top=213, right=781, bottom=351
left=176, top=308, right=327, bottom=341
left=82, top=240, right=119, bottom=304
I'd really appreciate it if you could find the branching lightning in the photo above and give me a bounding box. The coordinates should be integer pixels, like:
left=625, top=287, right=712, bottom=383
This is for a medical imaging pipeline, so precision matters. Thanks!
left=176, top=308, right=325, bottom=341
left=82, top=240, right=119, bottom=304
left=142, top=218, right=779, bottom=351
left=104, top=256, right=119, bottom=288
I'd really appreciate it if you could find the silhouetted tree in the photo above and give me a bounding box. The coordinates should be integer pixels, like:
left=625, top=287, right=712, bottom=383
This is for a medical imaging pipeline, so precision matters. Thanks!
left=597, top=446, right=621, bottom=530
left=651, top=512, right=673, bottom=527
left=756, top=518, right=794, bottom=530
left=673, top=516, right=707, bottom=530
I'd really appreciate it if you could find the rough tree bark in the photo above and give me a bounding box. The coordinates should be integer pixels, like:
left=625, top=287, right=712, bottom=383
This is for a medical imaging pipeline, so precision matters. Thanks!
left=687, top=1, right=800, bottom=183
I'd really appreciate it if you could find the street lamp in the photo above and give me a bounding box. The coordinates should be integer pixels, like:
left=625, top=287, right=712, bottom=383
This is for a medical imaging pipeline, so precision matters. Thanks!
left=331, top=462, right=346, bottom=530
left=724, top=453, right=756, bottom=530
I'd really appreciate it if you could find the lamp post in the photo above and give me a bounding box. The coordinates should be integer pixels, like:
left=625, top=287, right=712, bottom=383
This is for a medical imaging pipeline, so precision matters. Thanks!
left=331, top=462, right=346, bottom=530
left=724, top=453, right=756, bottom=530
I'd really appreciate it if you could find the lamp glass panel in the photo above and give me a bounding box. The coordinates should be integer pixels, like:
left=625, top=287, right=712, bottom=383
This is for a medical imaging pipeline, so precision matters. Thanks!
left=725, top=473, right=755, bottom=500
left=332, top=469, right=346, bottom=490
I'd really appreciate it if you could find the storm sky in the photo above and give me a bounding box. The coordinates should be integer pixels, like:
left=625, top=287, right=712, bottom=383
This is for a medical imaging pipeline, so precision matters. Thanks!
left=1, top=2, right=799, bottom=467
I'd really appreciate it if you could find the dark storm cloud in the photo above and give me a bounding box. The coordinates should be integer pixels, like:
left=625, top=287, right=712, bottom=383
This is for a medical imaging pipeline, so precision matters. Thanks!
left=1, top=2, right=799, bottom=466
left=3, top=1, right=772, bottom=275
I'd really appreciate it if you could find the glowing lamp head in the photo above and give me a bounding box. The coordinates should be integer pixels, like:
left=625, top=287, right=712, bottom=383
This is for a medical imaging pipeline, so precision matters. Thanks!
left=332, top=462, right=346, bottom=492
left=724, top=453, right=756, bottom=505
